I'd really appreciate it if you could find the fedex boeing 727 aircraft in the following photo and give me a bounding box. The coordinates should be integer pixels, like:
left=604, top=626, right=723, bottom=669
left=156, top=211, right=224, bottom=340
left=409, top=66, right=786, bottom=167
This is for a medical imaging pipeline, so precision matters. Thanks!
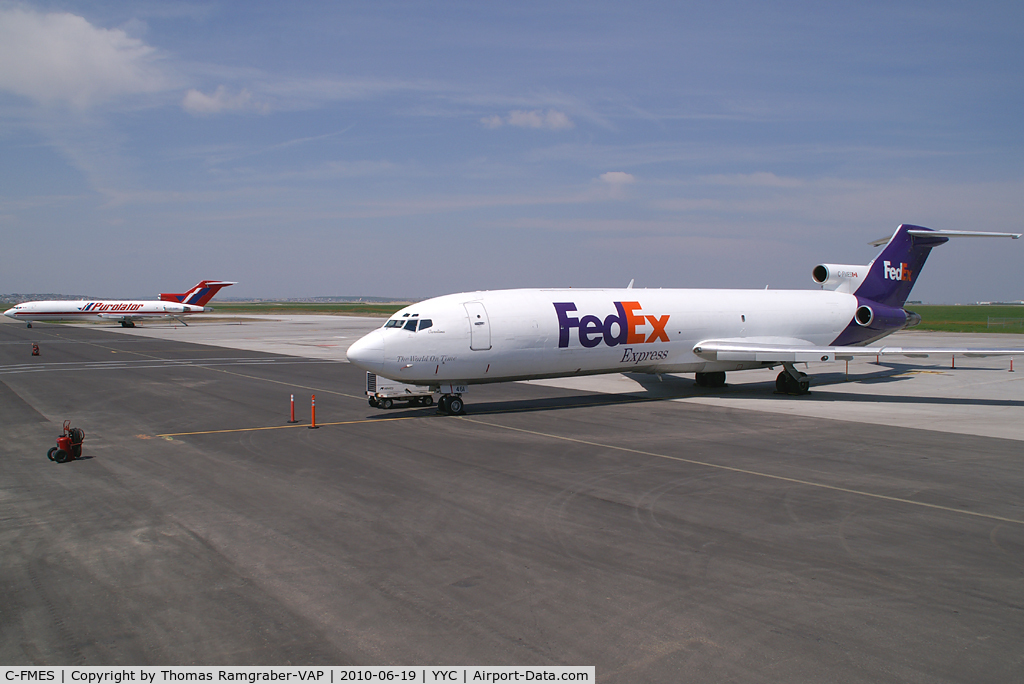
left=3, top=280, right=235, bottom=328
left=347, top=225, right=1022, bottom=415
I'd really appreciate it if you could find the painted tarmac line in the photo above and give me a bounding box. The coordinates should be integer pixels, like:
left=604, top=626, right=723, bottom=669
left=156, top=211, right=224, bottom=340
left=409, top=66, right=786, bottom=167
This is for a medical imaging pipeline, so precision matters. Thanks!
left=156, top=414, right=424, bottom=437
left=460, top=417, right=1024, bottom=526
left=153, top=394, right=685, bottom=438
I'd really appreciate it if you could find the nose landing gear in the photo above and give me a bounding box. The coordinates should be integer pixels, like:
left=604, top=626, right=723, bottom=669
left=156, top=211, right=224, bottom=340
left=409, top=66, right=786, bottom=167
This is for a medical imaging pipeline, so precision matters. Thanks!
left=437, top=395, right=465, bottom=415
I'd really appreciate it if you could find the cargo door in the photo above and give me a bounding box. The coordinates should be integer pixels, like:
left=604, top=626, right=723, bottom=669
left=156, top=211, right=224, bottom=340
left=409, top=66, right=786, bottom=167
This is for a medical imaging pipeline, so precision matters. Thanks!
left=464, top=301, right=491, bottom=351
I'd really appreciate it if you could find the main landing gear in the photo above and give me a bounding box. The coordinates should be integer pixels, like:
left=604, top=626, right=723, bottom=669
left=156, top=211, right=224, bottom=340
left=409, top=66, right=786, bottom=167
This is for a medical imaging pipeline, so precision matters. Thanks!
left=120, top=320, right=136, bottom=328
left=694, top=371, right=727, bottom=388
left=776, top=363, right=810, bottom=395
left=437, top=394, right=466, bottom=415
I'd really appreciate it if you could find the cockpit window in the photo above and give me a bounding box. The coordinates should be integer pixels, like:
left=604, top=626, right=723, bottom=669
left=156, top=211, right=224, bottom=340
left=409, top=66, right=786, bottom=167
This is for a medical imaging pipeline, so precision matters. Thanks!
left=386, top=317, right=433, bottom=331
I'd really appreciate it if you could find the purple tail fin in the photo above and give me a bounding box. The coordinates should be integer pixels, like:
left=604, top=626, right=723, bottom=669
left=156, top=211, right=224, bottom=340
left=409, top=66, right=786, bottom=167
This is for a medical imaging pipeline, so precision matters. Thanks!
left=854, top=225, right=948, bottom=307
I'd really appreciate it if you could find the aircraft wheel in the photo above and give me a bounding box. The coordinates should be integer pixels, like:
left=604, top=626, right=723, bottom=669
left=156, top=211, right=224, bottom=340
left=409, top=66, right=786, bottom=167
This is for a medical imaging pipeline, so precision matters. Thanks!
left=368, top=397, right=378, bottom=407
left=448, top=397, right=465, bottom=415
left=708, top=371, right=726, bottom=387
left=47, top=447, right=58, bottom=461
left=438, top=396, right=451, bottom=414
left=695, top=373, right=707, bottom=387
left=27, top=323, right=32, bottom=328
left=776, top=372, right=787, bottom=393
left=421, top=396, right=433, bottom=407
left=776, top=371, right=809, bottom=395
left=381, top=398, right=393, bottom=409
left=54, top=449, right=70, bottom=464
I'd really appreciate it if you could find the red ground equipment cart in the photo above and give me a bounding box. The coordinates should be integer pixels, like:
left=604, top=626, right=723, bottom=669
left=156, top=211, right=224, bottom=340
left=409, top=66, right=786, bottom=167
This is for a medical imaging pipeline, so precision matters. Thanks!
left=48, top=420, right=84, bottom=464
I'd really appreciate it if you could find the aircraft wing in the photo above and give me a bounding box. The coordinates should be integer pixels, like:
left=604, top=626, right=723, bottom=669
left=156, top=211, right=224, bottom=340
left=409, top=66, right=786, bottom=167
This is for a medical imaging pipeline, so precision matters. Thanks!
left=692, top=339, right=1024, bottom=363
left=96, top=312, right=171, bottom=321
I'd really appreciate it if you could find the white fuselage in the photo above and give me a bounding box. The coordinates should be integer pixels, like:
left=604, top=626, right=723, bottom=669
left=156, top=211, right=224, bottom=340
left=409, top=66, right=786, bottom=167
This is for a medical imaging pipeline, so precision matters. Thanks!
left=3, top=299, right=204, bottom=323
left=347, top=288, right=860, bottom=386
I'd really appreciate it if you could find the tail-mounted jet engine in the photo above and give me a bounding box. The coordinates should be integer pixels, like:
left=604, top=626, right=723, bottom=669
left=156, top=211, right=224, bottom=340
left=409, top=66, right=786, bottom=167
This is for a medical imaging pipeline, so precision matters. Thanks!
left=812, top=263, right=867, bottom=293
left=853, top=301, right=921, bottom=331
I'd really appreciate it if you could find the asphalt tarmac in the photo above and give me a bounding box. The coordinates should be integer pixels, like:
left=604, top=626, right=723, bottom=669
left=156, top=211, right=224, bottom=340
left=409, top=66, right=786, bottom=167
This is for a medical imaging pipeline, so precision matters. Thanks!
left=2, top=316, right=1022, bottom=682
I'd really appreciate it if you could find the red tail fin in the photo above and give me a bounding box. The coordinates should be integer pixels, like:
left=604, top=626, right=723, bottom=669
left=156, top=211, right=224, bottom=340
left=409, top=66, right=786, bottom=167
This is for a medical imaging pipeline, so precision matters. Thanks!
left=159, top=281, right=236, bottom=307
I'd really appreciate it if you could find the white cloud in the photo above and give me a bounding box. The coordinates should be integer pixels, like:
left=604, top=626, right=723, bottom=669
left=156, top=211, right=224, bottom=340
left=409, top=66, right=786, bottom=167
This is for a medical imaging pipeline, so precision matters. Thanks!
left=508, top=110, right=546, bottom=128
left=596, top=171, right=636, bottom=199
left=700, top=171, right=804, bottom=188
left=599, top=171, right=636, bottom=185
left=483, top=109, right=575, bottom=131
left=480, top=114, right=504, bottom=129
left=182, top=86, right=265, bottom=115
left=0, top=7, right=172, bottom=108
left=541, top=110, right=574, bottom=130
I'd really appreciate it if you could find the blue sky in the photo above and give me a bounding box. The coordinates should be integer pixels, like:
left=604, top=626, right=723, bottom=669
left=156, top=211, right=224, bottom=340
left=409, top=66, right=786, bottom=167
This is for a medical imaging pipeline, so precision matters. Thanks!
left=1, top=1, right=1021, bottom=302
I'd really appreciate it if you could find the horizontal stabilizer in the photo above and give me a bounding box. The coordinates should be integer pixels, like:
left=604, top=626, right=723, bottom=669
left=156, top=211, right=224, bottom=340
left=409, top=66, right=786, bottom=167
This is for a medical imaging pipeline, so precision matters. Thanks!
left=868, top=229, right=1021, bottom=247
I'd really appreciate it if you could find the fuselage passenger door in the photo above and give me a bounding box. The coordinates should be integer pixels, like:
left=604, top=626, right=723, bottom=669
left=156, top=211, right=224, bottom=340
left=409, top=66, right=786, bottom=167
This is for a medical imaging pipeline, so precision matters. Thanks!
left=464, top=301, right=492, bottom=351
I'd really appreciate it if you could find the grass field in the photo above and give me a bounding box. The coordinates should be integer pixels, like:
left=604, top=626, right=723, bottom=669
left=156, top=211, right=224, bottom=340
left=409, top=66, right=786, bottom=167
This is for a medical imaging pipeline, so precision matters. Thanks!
left=211, top=302, right=407, bottom=316
left=909, top=305, right=1024, bottom=333
left=208, top=301, right=1024, bottom=333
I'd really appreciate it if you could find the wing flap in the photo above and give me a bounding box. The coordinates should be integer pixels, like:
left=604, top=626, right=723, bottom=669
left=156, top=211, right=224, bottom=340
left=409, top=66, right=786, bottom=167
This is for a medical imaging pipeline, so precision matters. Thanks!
left=96, top=313, right=165, bottom=320
left=693, top=339, right=1024, bottom=363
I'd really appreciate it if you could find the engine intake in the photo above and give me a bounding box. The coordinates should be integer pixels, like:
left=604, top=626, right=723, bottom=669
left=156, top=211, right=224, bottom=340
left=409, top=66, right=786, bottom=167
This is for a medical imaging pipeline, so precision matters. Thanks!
left=853, top=301, right=914, bottom=332
left=812, top=263, right=867, bottom=293
left=855, top=305, right=875, bottom=326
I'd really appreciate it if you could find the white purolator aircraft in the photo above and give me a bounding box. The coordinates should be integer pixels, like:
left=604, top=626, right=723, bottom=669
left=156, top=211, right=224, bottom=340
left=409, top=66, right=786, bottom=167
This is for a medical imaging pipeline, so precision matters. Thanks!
left=3, top=280, right=236, bottom=328
left=347, top=225, right=1022, bottom=415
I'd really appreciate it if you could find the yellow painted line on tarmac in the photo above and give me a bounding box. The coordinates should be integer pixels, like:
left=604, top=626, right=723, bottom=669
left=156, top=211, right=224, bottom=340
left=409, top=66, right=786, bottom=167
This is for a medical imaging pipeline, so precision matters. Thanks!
left=459, top=417, right=1024, bottom=526
left=154, top=391, right=698, bottom=438
left=33, top=330, right=365, bottom=399
left=156, top=414, right=422, bottom=437
left=195, top=364, right=364, bottom=399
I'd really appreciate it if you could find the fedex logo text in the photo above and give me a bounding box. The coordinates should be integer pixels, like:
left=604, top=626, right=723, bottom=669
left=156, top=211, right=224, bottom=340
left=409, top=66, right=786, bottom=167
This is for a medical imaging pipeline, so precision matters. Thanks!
left=883, top=261, right=913, bottom=282
left=554, top=301, right=669, bottom=349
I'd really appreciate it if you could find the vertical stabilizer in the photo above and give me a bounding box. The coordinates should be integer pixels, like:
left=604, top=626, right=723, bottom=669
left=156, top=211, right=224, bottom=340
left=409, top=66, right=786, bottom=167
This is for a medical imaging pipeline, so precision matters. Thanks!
left=854, top=225, right=947, bottom=307
left=159, top=281, right=236, bottom=307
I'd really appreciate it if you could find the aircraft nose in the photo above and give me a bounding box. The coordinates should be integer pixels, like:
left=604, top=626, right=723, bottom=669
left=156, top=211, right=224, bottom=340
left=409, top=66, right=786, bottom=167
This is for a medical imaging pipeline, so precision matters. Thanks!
left=346, top=328, right=385, bottom=373
left=3, top=307, right=16, bottom=319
